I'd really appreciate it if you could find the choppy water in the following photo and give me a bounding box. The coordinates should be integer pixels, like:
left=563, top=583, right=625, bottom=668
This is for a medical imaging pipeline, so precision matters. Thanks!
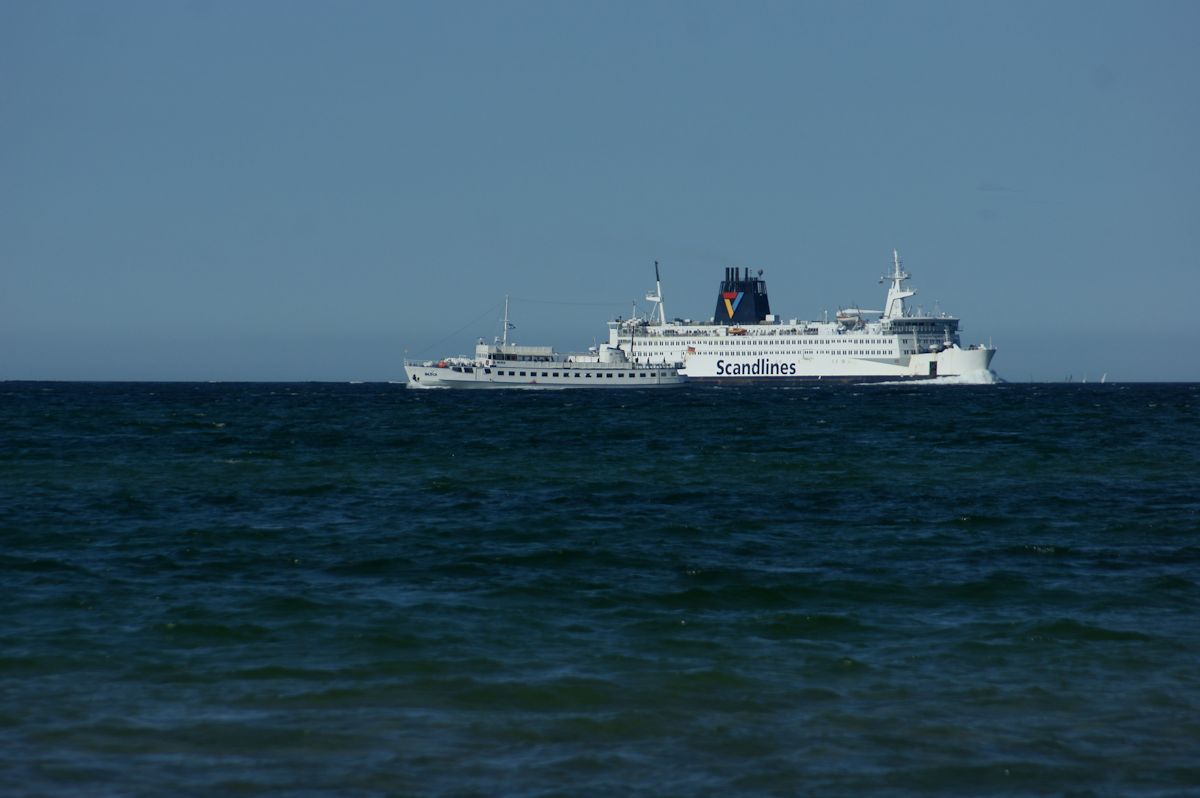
left=2, top=381, right=1198, bottom=796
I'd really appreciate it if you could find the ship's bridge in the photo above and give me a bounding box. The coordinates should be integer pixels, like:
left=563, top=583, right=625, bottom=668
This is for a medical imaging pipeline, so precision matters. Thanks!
left=883, top=315, right=961, bottom=350
left=477, top=342, right=557, bottom=362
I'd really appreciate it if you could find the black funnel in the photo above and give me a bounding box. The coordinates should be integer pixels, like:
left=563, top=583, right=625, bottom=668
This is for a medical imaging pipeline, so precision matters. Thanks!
left=713, top=267, right=771, bottom=324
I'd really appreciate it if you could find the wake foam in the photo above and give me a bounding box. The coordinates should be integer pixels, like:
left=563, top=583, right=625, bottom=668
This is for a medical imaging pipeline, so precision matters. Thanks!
left=868, top=369, right=1000, bottom=386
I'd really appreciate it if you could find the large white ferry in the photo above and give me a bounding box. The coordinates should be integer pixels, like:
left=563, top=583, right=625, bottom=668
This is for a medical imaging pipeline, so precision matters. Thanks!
left=404, top=299, right=686, bottom=389
left=610, top=251, right=995, bottom=383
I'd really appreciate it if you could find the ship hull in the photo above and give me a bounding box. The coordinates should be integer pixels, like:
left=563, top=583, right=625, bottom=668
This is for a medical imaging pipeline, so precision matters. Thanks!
left=679, top=345, right=995, bottom=384
left=684, top=374, right=988, bottom=384
left=404, top=363, right=686, bottom=389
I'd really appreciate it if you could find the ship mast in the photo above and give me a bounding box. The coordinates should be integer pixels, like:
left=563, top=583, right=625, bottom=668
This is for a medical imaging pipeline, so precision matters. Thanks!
left=502, top=295, right=510, bottom=346
left=630, top=301, right=637, bottom=361
left=645, top=261, right=667, bottom=326
left=882, top=249, right=915, bottom=321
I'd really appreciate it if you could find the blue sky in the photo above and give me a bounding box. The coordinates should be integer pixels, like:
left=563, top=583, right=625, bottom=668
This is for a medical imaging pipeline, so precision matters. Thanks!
left=2, top=0, right=1197, bottom=381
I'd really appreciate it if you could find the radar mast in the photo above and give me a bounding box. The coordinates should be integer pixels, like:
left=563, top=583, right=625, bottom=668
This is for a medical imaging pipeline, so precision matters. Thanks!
left=882, top=249, right=916, bottom=320
left=645, top=261, right=667, bottom=325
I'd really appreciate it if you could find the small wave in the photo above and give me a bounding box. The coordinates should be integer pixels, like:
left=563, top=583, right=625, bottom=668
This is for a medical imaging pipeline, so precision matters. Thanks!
left=324, top=556, right=418, bottom=576
left=451, top=675, right=622, bottom=712
left=1026, top=618, right=1153, bottom=642
left=753, top=612, right=869, bottom=640
left=277, top=483, right=340, bottom=497
left=155, top=621, right=272, bottom=642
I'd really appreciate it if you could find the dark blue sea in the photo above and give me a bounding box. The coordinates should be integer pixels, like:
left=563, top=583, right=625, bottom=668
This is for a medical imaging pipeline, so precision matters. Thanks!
left=2, top=381, right=1198, bottom=797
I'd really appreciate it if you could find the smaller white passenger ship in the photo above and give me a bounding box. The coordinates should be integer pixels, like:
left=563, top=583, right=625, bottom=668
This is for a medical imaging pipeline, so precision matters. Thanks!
left=404, top=299, right=686, bottom=389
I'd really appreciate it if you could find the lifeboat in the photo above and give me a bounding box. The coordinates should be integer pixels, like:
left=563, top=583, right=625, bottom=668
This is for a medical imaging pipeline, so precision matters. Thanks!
left=729, top=327, right=748, bottom=336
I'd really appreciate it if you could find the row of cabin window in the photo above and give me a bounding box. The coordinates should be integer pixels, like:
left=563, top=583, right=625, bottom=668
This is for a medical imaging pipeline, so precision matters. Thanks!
left=677, top=350, right=898, bottom=356
left=642, top=338, right=898, bottom=346
left=484, top=369, right=660, bottom=378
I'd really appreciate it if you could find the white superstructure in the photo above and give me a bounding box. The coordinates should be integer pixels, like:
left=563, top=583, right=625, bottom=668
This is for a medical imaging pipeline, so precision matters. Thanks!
left=610, top=251, right=996, bottom=382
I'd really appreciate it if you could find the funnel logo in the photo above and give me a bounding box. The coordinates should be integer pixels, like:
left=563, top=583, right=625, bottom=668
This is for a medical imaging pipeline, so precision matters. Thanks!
left=722, top=291, right=744, bottom=319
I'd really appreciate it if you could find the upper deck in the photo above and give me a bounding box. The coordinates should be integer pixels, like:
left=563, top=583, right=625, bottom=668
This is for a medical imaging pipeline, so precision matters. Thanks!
left=609, top=250, right=965, bottom=353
